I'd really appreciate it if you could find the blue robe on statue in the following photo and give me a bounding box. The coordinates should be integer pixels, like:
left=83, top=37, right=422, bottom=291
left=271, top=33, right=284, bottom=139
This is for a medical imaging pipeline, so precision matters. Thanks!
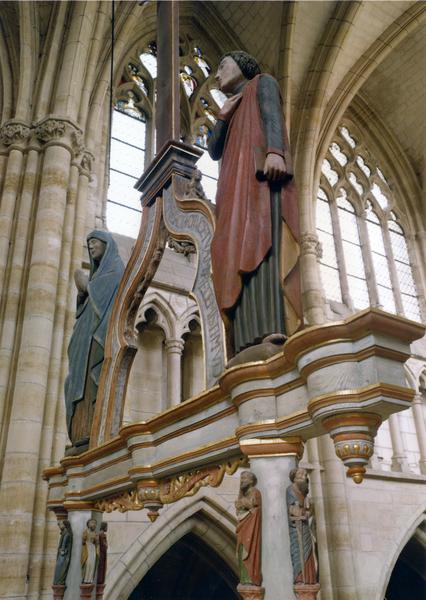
left=64, top=230, right=124, bottom=444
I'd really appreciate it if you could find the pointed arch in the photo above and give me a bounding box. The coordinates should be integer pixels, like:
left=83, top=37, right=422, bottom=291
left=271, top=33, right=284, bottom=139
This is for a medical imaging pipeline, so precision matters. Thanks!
left=378, top=509, right=426, bottom=600
left=106, top=492, right=238, bottom=599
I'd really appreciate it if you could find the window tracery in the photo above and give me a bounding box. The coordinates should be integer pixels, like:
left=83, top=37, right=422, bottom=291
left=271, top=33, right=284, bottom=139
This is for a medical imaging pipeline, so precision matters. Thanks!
left=108, top=36, right=221, bottom=238
left=316, top=122, right=421, bottom=321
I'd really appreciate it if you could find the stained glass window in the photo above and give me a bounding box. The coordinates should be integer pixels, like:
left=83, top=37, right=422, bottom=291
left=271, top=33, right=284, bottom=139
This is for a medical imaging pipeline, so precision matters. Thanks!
left=317, top=122, right=421, bottom=321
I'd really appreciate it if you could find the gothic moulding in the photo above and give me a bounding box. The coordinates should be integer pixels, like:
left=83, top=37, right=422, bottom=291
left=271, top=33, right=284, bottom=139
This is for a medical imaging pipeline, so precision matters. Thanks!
left=93, top=456, right=247, bottom=521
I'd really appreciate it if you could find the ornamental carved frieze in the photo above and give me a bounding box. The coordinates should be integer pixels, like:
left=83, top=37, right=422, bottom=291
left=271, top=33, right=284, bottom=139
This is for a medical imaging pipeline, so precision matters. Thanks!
left=94, top=457, right=247, bottom=517
left=300, top=233, right=322, bottom=259
left=0, top=121, right=31, bottom=146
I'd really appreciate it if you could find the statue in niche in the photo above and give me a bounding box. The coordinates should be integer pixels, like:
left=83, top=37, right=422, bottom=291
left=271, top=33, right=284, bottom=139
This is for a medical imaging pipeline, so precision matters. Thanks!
left=235, top=470, right=263, bottom=587
left=64, top=231, right=124, bottom=453
left=53, top=520, right=73, bottom=586
left=81, top=518, right=99, bottom=584
left=208, top=51, right=302, bottom=363
left=286, top=468, right=318, bottom=585
left=96, top=522, right=108, bottom=587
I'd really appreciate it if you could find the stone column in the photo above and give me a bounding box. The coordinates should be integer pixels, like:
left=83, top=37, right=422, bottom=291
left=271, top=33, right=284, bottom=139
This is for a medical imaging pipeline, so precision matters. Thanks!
left=412, top=395, right=426, bottom=475
left=165, top=339, right=184, bottom=407
left=63, top=506, right=103, bottom=600
left=318, top=435, right=357, bottom=599
left=299, top=233, right=326, bottom=326
left=388, top=413, right=410, bottom=472
left=240, top=438, right=304, bottom=600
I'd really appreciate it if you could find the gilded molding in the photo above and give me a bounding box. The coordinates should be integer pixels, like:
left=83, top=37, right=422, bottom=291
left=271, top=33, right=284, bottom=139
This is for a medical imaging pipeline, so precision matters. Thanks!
left=94, top=456, right=247, bottom=514
left=239, top=437, right=304, bottom=458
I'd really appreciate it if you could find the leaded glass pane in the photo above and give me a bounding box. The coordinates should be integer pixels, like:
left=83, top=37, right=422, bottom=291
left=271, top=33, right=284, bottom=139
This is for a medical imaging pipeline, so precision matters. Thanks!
left=401, top=294, right=421, bottom=321
left=371, top=253, right=392, bottom=287
left=107, top=202, right=141, bottom=238
left=322, top=159, right=338, bottom=187
left=377, top=285, right=396, bottom=313
left=320, top=264, right=342, bottom=302
left=389, top=230, right=410, bottom=263
left=372, top=183, right=388, bottom=209
left=367, top=220, right=385, bottom=254
left=348, top=172, right=363, bottom=195
left=110, top=138, right=145, bottom=178
left=112, top=110, right=146, bottom=149
left=366, top=203, right=380, bottom=223
left=395, top=261, right=416, bottom=295
left=336, top=189, right=354, bottom=212
left=318, top=230, right=338, bottom=267
left=340, top=126, right=356, bottom=148
left=342, top=241, right=365, bottom=278
left=339, top=208, right=360, bottom=245
left=330, top=142, right=348, bottom=166
left=347, top=275, right=370, bottom=309
left=316, top=198, right=333, bottom=234
left=388, top=220, right=403, bottom=234
left=356, top=155, right=371, bottom=177
left=108, top=170, right=141, bottom=210
left=195, top=149, right=218, bottom=202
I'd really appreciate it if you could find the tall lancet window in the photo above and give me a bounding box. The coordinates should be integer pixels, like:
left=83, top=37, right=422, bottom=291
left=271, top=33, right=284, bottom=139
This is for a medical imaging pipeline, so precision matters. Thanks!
left=316, top=123, right=422, bottom=321
left=107, top=38, right=225, bottom=238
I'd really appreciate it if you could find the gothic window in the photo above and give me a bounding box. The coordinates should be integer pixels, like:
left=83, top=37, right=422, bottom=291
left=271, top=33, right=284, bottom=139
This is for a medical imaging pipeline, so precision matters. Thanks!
left=316, top=122, right=421, bottom=321
left=108, top=38, right=223, bottom=238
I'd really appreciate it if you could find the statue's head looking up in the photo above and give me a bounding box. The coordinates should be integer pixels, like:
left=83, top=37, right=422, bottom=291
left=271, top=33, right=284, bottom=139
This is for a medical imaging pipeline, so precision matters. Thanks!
left=215, top=51, right=261, bottom=95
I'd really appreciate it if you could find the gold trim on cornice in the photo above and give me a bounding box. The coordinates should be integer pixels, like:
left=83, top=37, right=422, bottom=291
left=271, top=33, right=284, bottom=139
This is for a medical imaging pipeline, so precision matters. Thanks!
left=64, top=475, right=131, bottom=499
left=128, top=406, right=237, bottom=451
left=308, top=382, right=414, bottom=414
left=128, top=436, right=238, bottom=477
left=239, top=437, right=304, bottom=458
left=43, top=465, right=65, bottom=480
left=299, top=345, right=410, bottom=379
left=66, top=453, right=131, bottom=480
left=284, top=309, right=424, bottom=365
left=232, top=378, right=304, bottom=407
left=62, top=501, right=96, bottom=511
left=120, top=385, right=224, bottom=439
left=219, top=352, right=293, bottom=394
left=235, top=411, right=310, bottom=438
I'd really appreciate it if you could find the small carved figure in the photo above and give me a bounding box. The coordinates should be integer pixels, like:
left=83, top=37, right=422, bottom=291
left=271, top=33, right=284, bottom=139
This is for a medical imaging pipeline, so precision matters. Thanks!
left=208, top=51, right=301, bottom=358
left=65, top=231, right=124, bottom=450
left=96, top=522, right=108, bottom=586
left=81, top=519, right=99, bottom=584
left=53, top=520, right=73, bottom=585
left=235, top=470, right=262, bottom=586
left=184, top=168, right=207, bottom=200
left=286, top=468, right=318, bottom=584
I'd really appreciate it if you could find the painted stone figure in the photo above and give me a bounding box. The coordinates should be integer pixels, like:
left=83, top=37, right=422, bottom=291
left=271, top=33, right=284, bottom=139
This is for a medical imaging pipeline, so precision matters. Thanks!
left=53, top=520, right=73, bottom=586
left=81, top=518, right=99, bottom=584
left=64, top=230, right=124, bottom=450
left=96, top=521, right=108, bottom=586
left=208, top=51, right=301, bottom=357
left=286, top=468, right=318, bottom=585
left=235, top=470, right=262, bottom=586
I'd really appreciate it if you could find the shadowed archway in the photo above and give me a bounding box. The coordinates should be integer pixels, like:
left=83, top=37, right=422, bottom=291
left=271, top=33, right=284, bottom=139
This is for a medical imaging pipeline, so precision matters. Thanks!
left=385, top=520, right=426, bottom=600
left=128, top=532, right=239, bottom=600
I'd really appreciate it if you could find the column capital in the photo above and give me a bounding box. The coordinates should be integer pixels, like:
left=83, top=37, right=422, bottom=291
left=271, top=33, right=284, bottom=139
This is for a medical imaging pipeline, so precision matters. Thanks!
left=164, top=338, right=185, bottom=353
left=239, top=437, right=304, bottom=459
left=0, top=119, right=31, bottom=148
left=300, top=232, right=322, bottom=258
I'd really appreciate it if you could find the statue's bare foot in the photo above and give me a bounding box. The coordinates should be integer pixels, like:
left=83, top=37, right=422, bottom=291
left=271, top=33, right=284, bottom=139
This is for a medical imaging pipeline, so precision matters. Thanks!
left=226, top=333, right=287, bottom=369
